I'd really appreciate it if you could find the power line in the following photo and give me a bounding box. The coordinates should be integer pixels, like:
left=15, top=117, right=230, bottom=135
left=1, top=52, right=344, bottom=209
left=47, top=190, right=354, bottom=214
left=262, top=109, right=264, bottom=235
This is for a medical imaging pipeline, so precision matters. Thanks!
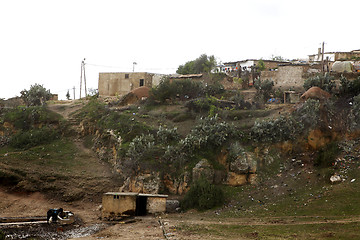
left=86, top=63, right=177, bottom=71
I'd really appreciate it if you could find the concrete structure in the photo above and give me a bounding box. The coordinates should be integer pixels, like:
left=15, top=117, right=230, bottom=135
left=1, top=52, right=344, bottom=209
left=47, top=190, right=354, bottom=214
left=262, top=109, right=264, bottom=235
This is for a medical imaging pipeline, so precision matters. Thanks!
left=221, top=59, right=289, bottom=73
left=98, top=72, right=164, bottom=97
left=309, top=49, right=360, bottom=62
left=102, top=192, right=168, bottom=219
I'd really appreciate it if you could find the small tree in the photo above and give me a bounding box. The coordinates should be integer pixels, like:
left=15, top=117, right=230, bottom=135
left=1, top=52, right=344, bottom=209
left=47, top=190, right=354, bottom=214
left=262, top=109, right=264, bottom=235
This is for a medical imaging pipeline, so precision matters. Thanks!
left=256, top=59, right=266, bottom=72
left=66, top=90, right=71, bottom=100
left=254, top=78, right=274, bottom=102
left=177, top=54, right=217, bottom=74
left=20, top=84, right=52, bottom=106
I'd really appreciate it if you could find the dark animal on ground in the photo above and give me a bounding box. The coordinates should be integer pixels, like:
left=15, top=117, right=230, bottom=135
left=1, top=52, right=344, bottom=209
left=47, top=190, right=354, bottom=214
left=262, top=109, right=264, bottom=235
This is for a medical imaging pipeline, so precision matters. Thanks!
left=47, top=208, right=63, bottom=224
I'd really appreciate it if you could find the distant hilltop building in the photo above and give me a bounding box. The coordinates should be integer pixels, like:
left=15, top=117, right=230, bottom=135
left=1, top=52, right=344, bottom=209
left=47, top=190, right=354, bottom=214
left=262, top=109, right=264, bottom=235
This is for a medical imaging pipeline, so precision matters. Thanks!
left=308, top=49, right=360, bottom=62
left=98, top=72, right=164, bottom=97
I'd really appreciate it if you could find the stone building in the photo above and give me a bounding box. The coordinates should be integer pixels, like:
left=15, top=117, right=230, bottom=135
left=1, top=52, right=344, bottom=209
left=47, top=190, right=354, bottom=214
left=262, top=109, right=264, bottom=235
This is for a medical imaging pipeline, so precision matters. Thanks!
left=98, top=72, right=164, bottom=97
left=260, top=63, right=322, bottom=91
left=102, top=192, right=168, bottom=219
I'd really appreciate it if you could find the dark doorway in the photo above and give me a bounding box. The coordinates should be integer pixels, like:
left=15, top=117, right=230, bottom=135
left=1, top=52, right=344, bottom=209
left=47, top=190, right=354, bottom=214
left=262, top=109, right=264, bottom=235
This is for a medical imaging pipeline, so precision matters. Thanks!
left=135, top=196, right=147, bottom=216
left=139, top=79, right=144, bottom=87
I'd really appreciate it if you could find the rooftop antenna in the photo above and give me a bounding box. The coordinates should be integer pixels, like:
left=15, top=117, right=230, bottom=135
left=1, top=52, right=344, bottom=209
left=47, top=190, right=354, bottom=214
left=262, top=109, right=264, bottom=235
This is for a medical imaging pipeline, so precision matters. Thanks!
left=133, top=62, right=137, bottom=72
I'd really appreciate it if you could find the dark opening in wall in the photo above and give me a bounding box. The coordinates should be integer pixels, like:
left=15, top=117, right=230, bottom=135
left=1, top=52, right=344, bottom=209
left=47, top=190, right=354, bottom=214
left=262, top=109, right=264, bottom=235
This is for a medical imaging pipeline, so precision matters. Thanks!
left=135, top=196, right=147, bottom=216
left=139, top=79, right=144, bottom=87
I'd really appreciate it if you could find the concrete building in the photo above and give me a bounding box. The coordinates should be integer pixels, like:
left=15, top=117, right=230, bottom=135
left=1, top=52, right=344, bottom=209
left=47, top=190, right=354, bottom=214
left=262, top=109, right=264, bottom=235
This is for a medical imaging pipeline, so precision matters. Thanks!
left=221, top=59, right=289, bottom=73
left=309, top=49, right=360, bottom=62
left=98, top=72, right=164, bottom=97
left=102, top=192, right=168, bottom=219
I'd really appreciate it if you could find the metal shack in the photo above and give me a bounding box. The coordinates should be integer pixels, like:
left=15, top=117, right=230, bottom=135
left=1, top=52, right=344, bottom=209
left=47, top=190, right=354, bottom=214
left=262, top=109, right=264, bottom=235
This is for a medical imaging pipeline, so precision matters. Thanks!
left=102, top=192, right=168, bottom=219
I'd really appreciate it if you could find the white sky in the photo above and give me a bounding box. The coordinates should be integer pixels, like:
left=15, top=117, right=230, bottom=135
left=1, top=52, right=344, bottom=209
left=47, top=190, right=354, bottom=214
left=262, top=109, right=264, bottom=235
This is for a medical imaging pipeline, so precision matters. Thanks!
left=1, top=0, right=359, bottom=100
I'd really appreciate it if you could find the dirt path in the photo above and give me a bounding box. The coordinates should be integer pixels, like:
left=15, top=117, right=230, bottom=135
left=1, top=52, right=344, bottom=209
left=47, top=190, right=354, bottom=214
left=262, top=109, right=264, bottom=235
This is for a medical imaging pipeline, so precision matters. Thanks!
left=47, top=100, right=86, bottom=119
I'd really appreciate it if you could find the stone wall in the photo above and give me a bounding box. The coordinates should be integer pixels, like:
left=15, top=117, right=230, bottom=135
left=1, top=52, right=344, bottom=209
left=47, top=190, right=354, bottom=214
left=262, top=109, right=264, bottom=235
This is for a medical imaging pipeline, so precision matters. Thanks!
left=261, top=65, right=321, bottom=91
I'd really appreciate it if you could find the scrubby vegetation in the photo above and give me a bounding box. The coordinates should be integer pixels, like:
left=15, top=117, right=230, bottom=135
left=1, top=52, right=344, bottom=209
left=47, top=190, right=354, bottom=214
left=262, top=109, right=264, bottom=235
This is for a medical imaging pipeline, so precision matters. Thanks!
left=254, top=78, right=274, bottom=102
left=181, top=177, right=224, bottom=211
left=149, top=76, right=224, bottom=104
left=0, top=106, right=62, bottom=148
left=20, top=83, right=52, bottom=107
left=250, top=99, right=320, bottom=143
left=303, top=73, right=336, bottom=92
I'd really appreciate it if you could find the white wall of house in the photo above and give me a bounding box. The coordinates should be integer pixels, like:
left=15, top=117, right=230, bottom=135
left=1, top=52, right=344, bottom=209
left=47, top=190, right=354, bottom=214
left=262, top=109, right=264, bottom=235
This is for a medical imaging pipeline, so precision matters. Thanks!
left=237, top=60, right=255, bottom=71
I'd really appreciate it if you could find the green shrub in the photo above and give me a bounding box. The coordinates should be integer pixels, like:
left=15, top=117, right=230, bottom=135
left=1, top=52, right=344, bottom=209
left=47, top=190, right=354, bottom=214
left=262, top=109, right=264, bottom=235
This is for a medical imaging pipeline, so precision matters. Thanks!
left=3, top=106, right=61, bottom=130
left=76, top=99, right=151, bottom=143
left=127, top=134, right=155, bottom=161
left=186, top=96, right=219, bottom=113
left=251, top=116, right=301, bottom=143
left=254, top=78, right=274, bottom=102
left=156, top=126, right=180, bottom=144
left=20, top=83, right=52, bottom=106
left=203, top=81, right=224, bottom=96
left=180, top=115, right=238, bottom=151
left=149, top=77, right=204, bottom=103
left=339, top=75, right=360, bottom=96
left=9, top=127, right=60, bottom=149
left=181, top=177, right=224, bottom=211
left=303, top=73, right=335, bottom=93
left=292, top=99, right=320, bottom=129
left=0, top=230, right=5, bottom=240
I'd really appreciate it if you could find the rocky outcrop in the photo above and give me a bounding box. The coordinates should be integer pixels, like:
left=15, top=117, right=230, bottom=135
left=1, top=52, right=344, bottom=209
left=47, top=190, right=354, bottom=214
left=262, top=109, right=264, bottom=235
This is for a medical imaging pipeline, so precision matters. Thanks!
left=120, top=172, right=161, bottom=194
left=227, top=151, right=257, bottom=186
left=163, top=172, right=190, bottom=195
left=192, top=159, right=214, bottom=182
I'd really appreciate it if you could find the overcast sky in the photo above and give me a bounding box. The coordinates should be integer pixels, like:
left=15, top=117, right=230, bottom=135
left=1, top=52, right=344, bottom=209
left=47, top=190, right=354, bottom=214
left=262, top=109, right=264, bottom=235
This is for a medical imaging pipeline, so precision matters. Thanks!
left=1, top=0, right=359, bottom=100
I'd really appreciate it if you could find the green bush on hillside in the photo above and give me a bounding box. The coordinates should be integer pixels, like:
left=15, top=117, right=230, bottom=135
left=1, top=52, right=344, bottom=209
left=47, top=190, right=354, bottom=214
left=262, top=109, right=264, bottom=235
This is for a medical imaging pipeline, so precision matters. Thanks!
left=9, top=127, right=60, bottom=149
left=251, top=99, right=322, bottom=143
left=181, top=177, right=224, bottom=211
left=20, top=83, right=52, bottom=107
left=251, top=115, right=300, bottom=143
left=156, top=126, right=180, bottom=144
left=149, top=78, right=204, bottom=103
left=149, top=77, right=224, bottom=104
left=3, top=106, right=60, bottom=130
left=303, top=73, right=335, bottom=93
left=180, top=115, right=238, bottom=152
left=76, top=99, right=151, bottom=143
left=254, top=78, right=274, bottom=102
left=340, top=75, right=360, bottom=97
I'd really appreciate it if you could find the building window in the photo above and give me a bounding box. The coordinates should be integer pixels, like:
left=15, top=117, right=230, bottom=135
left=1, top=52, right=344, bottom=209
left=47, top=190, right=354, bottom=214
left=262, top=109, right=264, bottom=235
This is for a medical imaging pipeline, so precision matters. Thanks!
left=125, top=74, right=129, bottom=79
left=139, top=79, right=144, bottom=87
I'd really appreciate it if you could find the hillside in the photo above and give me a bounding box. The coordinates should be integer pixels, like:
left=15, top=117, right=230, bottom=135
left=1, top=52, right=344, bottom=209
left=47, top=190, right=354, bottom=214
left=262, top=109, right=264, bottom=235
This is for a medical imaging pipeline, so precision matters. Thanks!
left=2, top=76, right=360, bottom=239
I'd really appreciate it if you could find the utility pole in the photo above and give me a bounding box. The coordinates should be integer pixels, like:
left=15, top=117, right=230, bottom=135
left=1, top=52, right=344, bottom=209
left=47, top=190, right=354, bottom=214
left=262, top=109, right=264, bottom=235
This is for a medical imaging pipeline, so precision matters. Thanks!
left=80, top=58, right=87, bottom=99
left=133, top=62, right=137, bottom=72
left=321, top=41, right=325, bottom=73
left=321, top=41, right=325, bottom=88
left=73, top=86, right=75, bottom=100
